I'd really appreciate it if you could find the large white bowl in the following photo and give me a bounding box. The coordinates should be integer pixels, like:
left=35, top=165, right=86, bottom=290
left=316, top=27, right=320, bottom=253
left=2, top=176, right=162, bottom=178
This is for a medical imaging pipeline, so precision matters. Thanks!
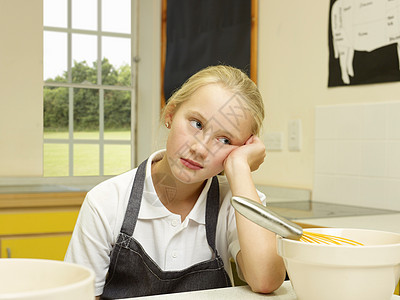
left=0, top=258, right=94, bottom=300
left=277, top=228, right=400, bottom=300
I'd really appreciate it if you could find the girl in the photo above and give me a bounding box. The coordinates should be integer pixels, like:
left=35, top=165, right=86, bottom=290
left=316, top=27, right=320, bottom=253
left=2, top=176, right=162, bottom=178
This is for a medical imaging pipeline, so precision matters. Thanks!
left=65, top=65, right=286, bottom=299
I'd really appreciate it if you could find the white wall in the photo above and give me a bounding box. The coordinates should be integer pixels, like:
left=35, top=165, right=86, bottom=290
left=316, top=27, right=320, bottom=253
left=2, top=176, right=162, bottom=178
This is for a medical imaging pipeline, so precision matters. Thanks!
left=314, top=102, right=400, bottom=210
left=136, top=0, right=162, bottom=164
left=254, top=0, right=400, bottom=190
left=0, top=0, right=43, bottom=177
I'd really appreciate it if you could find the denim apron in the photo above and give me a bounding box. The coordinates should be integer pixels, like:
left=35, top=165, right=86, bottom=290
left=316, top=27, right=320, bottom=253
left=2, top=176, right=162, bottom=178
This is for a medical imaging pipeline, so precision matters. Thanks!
left=100, top=159, right=232, bottom=299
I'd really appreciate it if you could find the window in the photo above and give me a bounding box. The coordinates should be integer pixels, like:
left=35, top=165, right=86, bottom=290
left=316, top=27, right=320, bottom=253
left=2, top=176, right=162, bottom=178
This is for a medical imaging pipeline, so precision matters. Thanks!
left=43, top=0, right=136, bottom=177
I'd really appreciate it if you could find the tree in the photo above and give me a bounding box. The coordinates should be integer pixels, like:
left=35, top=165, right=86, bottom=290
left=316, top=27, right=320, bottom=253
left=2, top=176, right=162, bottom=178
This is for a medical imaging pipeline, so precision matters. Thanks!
left=44, top=59, right=131, bottom=131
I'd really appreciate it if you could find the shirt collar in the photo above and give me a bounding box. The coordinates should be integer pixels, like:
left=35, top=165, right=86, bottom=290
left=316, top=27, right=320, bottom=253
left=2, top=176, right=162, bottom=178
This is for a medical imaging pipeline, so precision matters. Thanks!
left=185, top=178, right=212, bottom=225
left=138, top=150, right=214, bottom=224
left=139, top=150, right=171, bottom=219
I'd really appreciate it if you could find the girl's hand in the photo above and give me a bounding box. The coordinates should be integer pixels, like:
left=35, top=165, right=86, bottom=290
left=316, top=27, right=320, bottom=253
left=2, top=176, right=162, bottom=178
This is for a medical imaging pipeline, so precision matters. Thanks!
left=223, top=135, right=266, bottom=174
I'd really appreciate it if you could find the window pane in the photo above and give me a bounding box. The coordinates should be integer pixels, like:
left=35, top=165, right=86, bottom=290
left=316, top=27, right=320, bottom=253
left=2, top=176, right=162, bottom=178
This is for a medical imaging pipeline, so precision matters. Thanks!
left=44, top=131, right=69, bottom=140
left=74, top=88, right=99, bottom=138
left=104, top=144, right=131, bottom=175
left=72, top=34, right=97, bottom=84
left=43, top=87, right=69, bottom=131
left=104, top=90, right=131, bottom=134
left=103, top=36, right=131, bottom=86
left=74, top=132, right=99, bottom=140
left=102, top=0, right=131, bottom=34
left=44, top=0, right=67, bottom=28
left=74, top=144, right=99, bottom=176
left=44, top=144, right=69, bottom=176
left=72, top=0, right=97, bottom=31
left=44, top=32, right=68, bottom=81
left=104, top=131, right=130, bottom=141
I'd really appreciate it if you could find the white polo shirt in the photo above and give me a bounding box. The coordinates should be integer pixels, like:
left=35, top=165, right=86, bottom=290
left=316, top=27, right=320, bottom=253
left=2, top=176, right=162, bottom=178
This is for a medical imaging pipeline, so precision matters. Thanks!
left=65, top=150, right=266, bottom=296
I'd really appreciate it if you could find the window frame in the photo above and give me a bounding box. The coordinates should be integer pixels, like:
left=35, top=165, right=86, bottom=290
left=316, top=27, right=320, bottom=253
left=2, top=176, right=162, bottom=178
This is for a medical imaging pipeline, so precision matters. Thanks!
left=43, top=0, right=138, bottom=178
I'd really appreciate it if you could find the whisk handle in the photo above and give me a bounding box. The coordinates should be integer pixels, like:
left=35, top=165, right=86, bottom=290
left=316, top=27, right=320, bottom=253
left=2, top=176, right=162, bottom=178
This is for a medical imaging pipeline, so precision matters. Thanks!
left=231, top=196, right=303, bottom=240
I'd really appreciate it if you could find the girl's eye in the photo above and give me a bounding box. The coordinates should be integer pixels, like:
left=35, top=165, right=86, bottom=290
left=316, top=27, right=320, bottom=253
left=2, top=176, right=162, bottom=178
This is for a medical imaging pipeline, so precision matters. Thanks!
left=217, top=137, right=231, bottom=145
left=190, top=120, right=203, bottom=130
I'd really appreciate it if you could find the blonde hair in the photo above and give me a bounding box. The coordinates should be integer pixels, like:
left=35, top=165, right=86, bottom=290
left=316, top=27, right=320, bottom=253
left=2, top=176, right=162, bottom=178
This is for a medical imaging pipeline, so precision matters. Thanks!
left=162, top=65, right=265, bottom=136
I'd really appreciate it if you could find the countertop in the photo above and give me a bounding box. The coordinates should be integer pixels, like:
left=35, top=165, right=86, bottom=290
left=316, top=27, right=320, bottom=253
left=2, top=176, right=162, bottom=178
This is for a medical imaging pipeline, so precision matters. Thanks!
left=267, top=201, right=400, bottom=234
left=133, top=282, right=295, bottom=299
left=300, top=213, right=400, bottom=233
left=0, top=184, right=93, bottom=194
left=124, top=281, right=400, bottom=300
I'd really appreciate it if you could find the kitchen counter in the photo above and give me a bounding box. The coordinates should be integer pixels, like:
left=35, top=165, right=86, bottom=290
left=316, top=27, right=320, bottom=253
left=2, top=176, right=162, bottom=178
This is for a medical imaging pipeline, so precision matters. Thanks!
left=267, top=201, right=400, bottom=234
left=123, top=281, right=400, bottom=300
left=0, top=184, right=92, bottom=194
left=267, top=201, right=400, bottom=220
left=300, top=213, right=400, bottom=233
left=132, top=282, right=296, bottom=299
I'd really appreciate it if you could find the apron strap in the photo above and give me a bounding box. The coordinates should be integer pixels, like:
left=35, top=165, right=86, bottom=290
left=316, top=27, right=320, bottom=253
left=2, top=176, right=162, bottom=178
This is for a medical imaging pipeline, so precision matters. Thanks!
left=120, top=159, right=148, bottom=236
left=205, top=176, right=219, bottom=252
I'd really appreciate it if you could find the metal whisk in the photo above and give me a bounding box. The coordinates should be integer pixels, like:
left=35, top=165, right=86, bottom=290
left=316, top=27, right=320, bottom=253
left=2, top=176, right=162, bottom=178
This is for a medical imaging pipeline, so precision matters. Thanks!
left=231, top=196, right=363, bottom=246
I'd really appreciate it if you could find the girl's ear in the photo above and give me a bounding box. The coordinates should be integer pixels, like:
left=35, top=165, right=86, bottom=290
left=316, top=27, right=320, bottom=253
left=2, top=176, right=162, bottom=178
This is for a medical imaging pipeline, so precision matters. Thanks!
left=164, top=104, right=176, bottom=125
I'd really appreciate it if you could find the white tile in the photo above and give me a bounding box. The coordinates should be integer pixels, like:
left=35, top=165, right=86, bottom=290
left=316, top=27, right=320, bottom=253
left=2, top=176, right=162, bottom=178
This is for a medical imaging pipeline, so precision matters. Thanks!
left=359, top=178, right=386, bottom=209
left=335, top=141, right=362, bottom=176
left=361, top=103, right=386, bottom=140
left=360, top=141, right=386, bottom=177
left=315, top=106, right=339, bottom=139
left=386, top=141, right=400, bottom=179
left=314, top=140, right=337, bottom=174
left=312, top=175, right=337, bottom=203
left=314, top=102, right=400, bottom=207
left=384, top=179, right=400, bottom=211
left=334, top=176, right=361, bottom=206
left=385, top=101, right=400, bottom=140
left=335, top=104, right=363, bottom=140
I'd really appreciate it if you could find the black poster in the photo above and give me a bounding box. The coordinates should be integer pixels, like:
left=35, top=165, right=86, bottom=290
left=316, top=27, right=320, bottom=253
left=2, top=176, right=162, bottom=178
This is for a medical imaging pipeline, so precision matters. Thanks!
left=328, top=0, right=400, bottom=87
left=164, top=0, right=251, bottom=101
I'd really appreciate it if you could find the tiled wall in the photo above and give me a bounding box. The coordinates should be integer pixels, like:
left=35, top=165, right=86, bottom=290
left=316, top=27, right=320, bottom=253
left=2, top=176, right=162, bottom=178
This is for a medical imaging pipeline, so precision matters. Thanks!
left=313, top=101, right=400, bottom=210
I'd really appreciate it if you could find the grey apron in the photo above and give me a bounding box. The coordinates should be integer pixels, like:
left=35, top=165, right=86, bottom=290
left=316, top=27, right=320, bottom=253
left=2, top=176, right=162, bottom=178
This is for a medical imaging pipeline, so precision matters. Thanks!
left=100, top=159, right=232, bottom=299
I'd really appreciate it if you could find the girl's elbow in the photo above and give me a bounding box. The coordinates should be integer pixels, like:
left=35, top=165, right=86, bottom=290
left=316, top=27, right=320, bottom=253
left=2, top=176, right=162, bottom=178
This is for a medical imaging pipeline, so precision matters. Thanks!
left=248, top=271, right=286, bottom=294
left=249, top=281, right=281, bottom=294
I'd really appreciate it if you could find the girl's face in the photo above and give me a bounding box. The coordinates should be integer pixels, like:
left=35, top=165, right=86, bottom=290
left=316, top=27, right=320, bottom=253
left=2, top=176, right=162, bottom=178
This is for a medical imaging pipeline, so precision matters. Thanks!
left=165, top=83, right=253, bottom=185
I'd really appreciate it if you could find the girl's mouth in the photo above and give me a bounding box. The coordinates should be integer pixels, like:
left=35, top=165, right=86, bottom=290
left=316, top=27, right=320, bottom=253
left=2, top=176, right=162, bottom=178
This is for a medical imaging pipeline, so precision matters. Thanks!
left=180, top=158, right=203, bottom=170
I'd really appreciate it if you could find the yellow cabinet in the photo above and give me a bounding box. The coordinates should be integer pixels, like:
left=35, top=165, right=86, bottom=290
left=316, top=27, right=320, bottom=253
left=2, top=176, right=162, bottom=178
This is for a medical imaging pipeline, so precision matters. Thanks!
left=0, top=234, right=72, bottom=260
left=0, top=191, right=85, bottom=261
left=0, top=210, right=80, bottom=235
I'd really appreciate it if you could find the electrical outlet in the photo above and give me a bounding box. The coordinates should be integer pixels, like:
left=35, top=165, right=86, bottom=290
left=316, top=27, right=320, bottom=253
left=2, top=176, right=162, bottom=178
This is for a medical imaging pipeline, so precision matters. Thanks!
left=264, top=132, right=283, bottom=151
left=288, top=120, right=301, bottom=151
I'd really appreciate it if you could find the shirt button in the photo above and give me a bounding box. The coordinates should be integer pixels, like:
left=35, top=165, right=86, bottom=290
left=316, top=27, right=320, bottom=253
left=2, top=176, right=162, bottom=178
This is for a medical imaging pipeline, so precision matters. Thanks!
left=172, top=251, right=177, bottom=258
left=171, top=219, right=179, bottom=227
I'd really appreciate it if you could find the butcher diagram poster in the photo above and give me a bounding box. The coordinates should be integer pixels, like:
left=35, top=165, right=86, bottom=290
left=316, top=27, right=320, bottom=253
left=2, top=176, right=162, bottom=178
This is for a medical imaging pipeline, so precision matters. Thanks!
left=328, top=0, right=400, bottom=87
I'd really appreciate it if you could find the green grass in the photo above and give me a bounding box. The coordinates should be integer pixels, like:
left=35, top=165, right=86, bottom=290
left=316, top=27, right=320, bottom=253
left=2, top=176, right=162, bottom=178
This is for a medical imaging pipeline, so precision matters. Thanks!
left=44, top=131, right=130, bottom=140
left=43, top=131, right=131, bottom=177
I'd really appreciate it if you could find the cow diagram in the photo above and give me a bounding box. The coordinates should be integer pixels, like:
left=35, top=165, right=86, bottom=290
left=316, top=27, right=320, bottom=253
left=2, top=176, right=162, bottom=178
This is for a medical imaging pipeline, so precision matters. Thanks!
left=331, top=0, right=400, bottom=84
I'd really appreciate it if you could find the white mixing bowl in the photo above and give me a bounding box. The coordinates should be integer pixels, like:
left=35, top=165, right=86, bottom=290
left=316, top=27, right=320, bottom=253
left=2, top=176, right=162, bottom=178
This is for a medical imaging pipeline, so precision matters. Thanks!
left=277, top=228, right=400, bottom=300
left=0, top=258, right=94, bottom=300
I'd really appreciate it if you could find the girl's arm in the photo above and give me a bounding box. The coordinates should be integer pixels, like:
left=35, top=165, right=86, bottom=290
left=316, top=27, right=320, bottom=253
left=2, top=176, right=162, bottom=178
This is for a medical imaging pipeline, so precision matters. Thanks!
left=223, top=136, right=286, bottom=293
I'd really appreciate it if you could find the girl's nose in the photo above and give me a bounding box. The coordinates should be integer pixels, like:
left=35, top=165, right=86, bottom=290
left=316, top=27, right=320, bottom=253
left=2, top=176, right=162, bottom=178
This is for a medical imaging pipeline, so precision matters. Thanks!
left=190, top=136, right=210, bottom=159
